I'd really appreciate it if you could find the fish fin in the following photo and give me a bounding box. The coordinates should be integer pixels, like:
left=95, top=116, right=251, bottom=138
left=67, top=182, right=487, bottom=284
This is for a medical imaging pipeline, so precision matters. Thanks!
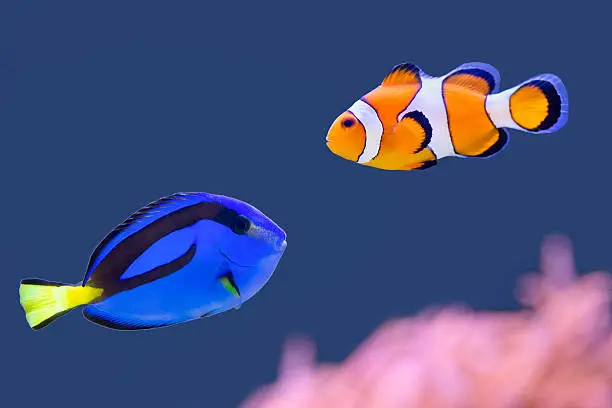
left=382, top=148, right=437, bottom=171
left=83, top=305, right=183, bottom=331
left=414, top=160, right=438, bottom=170
left=83, top=192, right=214, bottom=285
left=444, top=62, right=501, bottom=94
left=407, top=148, right=438, bottom=170
left=381, top=62, right=423, bottom=87
left=218, top=272, right=241, bottom=298
left=402, top=159, right=438, bottom=171
left=393, top=110, right=433, bottom=154
left=457, top=128, right=510, bottom=158
left=200, top=307, right=226, bottom=318
left=19, top=279, right=103, bottom=330
left=507, top=74, right=569, bottom=133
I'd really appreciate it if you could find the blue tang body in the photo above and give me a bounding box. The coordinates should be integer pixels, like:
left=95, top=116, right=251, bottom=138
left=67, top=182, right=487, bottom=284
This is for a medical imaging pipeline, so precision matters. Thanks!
left=18, top=192, right=287, bottom=331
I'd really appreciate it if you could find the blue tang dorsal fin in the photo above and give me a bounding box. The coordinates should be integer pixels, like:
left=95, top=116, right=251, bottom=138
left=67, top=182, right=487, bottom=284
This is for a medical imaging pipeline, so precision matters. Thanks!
left=82, top=192, right=216, bottom=285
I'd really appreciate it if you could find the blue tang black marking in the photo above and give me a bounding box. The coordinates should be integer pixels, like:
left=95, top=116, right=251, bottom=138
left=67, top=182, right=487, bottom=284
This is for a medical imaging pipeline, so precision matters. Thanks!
left=18, top=192, right=287, bottom=331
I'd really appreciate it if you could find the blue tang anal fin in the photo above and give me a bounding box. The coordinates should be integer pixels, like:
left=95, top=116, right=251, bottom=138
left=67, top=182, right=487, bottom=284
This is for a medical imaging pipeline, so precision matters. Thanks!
left=200, top=306, right=226, bottom=318
left=82, top=306, right=185, bottom=331
left=82, top=192, right=215, bottom=285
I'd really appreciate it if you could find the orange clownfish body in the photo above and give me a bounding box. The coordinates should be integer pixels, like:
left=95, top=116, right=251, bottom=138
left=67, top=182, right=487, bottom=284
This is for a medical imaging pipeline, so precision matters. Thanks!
left=326, top=62, right=569, bottom=171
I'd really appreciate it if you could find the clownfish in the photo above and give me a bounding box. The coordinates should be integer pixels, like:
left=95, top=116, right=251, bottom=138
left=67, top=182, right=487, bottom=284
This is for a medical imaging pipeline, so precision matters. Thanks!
left=326, top=62, right=569, bottom=171
left=18, top=192, right=287, bottom=331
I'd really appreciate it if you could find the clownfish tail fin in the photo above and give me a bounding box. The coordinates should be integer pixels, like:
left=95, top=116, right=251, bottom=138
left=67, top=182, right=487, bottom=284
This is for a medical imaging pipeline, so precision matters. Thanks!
left=486, top=74, right=569, bottom=134
left=19, top=278, right=103, bottom=330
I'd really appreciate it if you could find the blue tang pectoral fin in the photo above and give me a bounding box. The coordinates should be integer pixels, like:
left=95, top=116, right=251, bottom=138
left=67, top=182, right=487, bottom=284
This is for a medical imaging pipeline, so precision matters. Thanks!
left=218, top=272, right=241, bottom=298
left=218, top=272, right=242, bottom=310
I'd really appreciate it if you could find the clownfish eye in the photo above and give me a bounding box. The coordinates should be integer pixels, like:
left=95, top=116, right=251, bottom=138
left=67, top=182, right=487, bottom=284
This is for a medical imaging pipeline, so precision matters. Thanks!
left=232, top=215, right=252, bottom=235
left=342, top=118, right=355, bottom=128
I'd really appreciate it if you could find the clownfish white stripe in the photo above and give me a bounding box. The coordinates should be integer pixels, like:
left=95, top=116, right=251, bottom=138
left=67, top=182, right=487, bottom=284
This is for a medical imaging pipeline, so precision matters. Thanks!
left=397, top=76, right=458, bottom=159
left=348, top=99, right=384, bottom=164
left=485, top=86, right=520, bottom=130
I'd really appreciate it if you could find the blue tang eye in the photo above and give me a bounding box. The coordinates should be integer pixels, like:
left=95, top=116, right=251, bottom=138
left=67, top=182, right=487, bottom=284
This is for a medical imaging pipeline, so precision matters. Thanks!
left=232, top=215, right=251, bottom=235
left=342, top=119, right=355, bottom=128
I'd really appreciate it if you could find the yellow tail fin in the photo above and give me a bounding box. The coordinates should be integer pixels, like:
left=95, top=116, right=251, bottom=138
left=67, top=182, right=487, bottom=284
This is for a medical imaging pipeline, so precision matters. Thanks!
left=19, top=279, right=103, bottom=330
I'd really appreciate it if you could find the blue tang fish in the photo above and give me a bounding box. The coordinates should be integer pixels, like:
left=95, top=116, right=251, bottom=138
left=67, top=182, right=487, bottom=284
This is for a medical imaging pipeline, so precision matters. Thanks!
left=18, top=192, right=287, bottom=331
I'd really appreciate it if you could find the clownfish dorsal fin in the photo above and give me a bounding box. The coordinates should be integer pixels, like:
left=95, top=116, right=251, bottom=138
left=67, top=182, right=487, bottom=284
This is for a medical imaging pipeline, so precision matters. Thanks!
left=443, top=62, right=501, bottom=95
left=381, top=62, right=423, bottom=87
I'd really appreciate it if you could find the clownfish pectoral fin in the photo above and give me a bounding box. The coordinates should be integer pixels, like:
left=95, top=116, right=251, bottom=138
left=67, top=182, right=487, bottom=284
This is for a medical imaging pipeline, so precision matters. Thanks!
left=381, top=62, right=423, bottom=87
left=393, top=110, right=433, bottom=154
left=444, top=62, right=501, bottom=94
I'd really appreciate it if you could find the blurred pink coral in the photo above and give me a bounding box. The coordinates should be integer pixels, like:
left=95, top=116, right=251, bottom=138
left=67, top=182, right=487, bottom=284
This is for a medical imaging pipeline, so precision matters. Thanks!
left=240, top=235, right=612, bottom=408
